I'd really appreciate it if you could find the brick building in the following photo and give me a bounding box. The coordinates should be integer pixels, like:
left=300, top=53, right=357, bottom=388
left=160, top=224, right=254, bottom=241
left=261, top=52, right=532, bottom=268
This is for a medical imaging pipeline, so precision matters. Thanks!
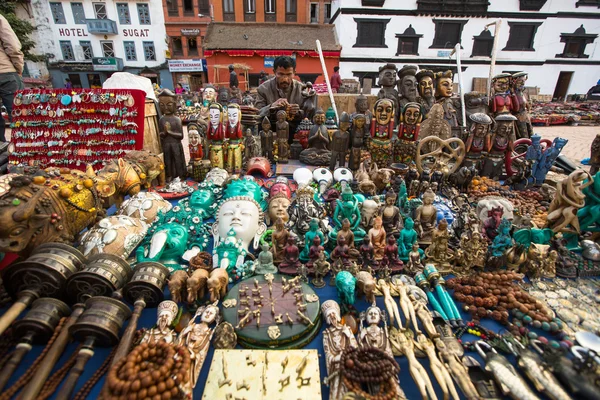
left=211, top=0, right=332, bottom=24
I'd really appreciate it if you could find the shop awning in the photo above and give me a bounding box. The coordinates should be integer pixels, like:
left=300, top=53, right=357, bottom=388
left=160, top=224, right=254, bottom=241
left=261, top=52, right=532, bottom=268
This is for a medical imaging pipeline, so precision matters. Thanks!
left=203, top=49, right=341, bottom=58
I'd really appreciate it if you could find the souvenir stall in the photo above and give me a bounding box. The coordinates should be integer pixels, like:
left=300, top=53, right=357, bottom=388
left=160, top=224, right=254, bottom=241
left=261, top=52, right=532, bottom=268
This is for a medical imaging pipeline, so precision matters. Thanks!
left=0, top=60, right=599, bottom=400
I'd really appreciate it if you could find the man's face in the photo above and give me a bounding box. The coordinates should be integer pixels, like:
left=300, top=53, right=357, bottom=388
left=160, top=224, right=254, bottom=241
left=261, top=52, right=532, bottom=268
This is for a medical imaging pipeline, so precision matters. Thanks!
left=228, top=107, right=240, bottom=127
left=436, top=78, right=453, bottom=98
left=400, top=76, right=417, bottom=100
left=404, top=106, right=421, bottom=125
left=419, top=76, right=434, bottom=97
left=375, top=100, right=393, bottom=125
left=379, top=68, right=397, bottom=87
left=274, top=66, right=295, bottom=91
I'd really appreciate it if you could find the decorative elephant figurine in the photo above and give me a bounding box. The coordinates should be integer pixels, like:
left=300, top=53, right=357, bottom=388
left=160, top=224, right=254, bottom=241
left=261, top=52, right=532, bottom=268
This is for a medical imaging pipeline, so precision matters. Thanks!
left=187, top=269, right=209, bottom=303
left=168, top=270, right=188, bottom=303
left=207, top=268, right=229, bottom=302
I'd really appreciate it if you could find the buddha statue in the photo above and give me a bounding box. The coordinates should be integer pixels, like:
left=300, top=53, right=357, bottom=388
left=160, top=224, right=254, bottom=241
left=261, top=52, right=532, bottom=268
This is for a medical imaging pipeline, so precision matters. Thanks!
left=300, top=218, right=327, bottom=263
left=415, top=189, right=438, bottom=245
left=256, top=243, right=277, bottom=275
left=267, top=192, right=291, bottom=227
left=299, top=108, right=331, bottom=165
left=397, top=217, right=423, bottom=262
left=379, top=189, right=402, bottom=238
left=329, top=186, right=366, bottom=245
left=425, top=219, right=454, bottom=273
left=158, top=89, right=187, bottom=181
left=369, top=216, right=386, bottom=261
left=212, top=178, right=267, bottom=253
left=271, top=217, right=289, bottom=265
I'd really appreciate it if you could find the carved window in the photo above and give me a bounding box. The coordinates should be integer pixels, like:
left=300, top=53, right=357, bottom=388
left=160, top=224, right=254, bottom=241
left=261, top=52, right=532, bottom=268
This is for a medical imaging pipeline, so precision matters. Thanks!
left=504, top=22, right=542, bottom=51
left=71, top=3, right=86, bottom=24
left=137, top=4, right=151, bottom=25
left=50, top=3, right=66, bottom=24
left=286, top=0, right=297, bottom=22
left=556, top=25, right=598, bottom=58
left=117, top=3, right=131, bottom=25
left=167, top=0, right=179, bottom=16
left=431, top=19, right=467, bottom=49
left=198, top=0, right=210, bottom=14
left=101, top=41, right=115, bottom=57
left=472, top=28, right=494, bottom=57
left=93, top=3, right=107, bottom=19
left=223, top=0, right=235, bottom=21
left=172, top=37, right=183, bottom=56
left=124, top=41, right=137, bottom=61
left=60, top=41, right=74, bottom=61
left=354, top=18, right=390, bottom=48
left=80, top=41, right=93, bottom=60
left=188, top=37, right=198, bottom=56
left=395, top=25, right=423, bottom=55
left=143, top=42, right=156, bottom=61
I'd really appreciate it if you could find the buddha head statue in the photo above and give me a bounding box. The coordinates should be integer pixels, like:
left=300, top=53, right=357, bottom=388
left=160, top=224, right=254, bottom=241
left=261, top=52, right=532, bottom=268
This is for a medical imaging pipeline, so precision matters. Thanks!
left=434, top=70, right=453, bottom=99
left=378, top=63, right=398, bottom=88
left=397, top=65, right=418, bottom=102
left=374, top=98, right=394, bottom=126
left=416, top=69, right=435, bottom=99
left=212, top=178, right=267, bottom=252
left=402, top=102, right=423, bottom=126
left=158, top=89, right=177, bottom=116
left=422, top=188, right=435, bottom=205
left=492, top=73, right=511, bottom=95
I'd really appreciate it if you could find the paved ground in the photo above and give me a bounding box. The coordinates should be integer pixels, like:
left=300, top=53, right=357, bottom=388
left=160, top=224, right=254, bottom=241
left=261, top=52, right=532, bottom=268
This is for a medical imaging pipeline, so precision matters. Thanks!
left=6, top=124, right=598, bottom=167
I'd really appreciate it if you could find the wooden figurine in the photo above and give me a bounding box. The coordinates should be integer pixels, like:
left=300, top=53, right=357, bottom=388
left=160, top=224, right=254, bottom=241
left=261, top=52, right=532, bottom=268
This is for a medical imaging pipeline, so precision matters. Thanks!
left=416, top=69, right=435, bottom=115
left=481, top=114, right=517, bottom=180
left=510, top=72, right=533, bottom=139
left=260, top=116, right=274, bottom=161
left=490, top=73, right=515, bottom=117
left=464, top=112, right=492, bottom=170
left=349, top=113, right=368, bottom=171
left=271, top=217, right=289, bottom=265
left=395, top=102, right=423, bottom=163
left=225, top=103, right=243, bottom=174
left=207, top=103, right=225, bottom=169
left=397, top=65, right=419, bottom=112
left=369, top=98, right=395, bottom=168
left=276, top=110, right=290, bottom=163
left=434, top=70, right=459, bottom=130
left=158, top=89, right=187, bottom=181
left=351, top=94, right=372, bottom=129
left=329, top=112, right=351, bottom=170
left=376, top=63, right=399, bottom=114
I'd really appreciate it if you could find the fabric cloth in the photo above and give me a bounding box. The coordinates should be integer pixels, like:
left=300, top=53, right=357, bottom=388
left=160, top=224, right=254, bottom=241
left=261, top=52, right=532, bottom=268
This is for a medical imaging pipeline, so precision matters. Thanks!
left=229, top=70, right=239, bottom=88
left=330, top=71, right=342, bottom=90
left=0, top=72, right=23, bottom=142
left=0, top=15, right=23, bottom=75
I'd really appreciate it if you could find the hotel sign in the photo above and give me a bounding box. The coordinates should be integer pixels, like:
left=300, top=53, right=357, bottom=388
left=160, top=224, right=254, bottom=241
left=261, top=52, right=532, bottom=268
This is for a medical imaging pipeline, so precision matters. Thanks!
left=181, top=29, right=200, bottom=36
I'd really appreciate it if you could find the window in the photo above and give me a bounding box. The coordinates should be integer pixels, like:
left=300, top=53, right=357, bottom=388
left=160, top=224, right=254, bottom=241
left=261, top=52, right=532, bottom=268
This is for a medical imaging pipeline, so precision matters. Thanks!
left=60, top=41, right=75, bottom=61
left=172, top=37, right=183, bottom=56
left=472, top=28, right=494, bottom=57
left=71, top=3, right=86, bottom=24
left=117, top=3, right=131, bottom=24
left=265, top=0, right=275, bottom=13
left=310, top=3, right=319, bottom=24
left=93, top=3, right=107, bottom=19
left=80, top=41, right=93, bottom=60
left=223, top=0, right=235, bottom=21
left=503, top=22, right=542, bottom=51
left=198, top=0, right=210, bottom=14
left=286, top=0, right=297, bottom=22
left=124, top=41, right=137, bottom=61
left=352, top=71, right=380, bottom=88
left=184, top=0, right=194, bottom=15
left=576, top=0, right=600, bottom=6
left=431, top=19, right=467, bottom=49
left=556, top=25, right=598, bottom=58
left=188, top=37, right=198, bottom=56
left=167, top=0, right=178, bottom=16
left=101, top=41, right=115, bottom=57
left=324, top=3, right=332, bottom=23
left=50, top=3, right=66, bottom=24
left=354, top=18, right=390, bottom=48
left=395, top=25, right=423, bottom=55
left=137, top=4, right=151, bottom=24
left=143, top=42, right=156, bottom=61
left=245, top=0, right=256, bottom=21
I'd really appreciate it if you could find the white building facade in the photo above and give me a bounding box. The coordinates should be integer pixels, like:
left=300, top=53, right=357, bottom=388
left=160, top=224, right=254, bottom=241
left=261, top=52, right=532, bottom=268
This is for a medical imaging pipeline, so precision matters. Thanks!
left=24, top=0, right=171, bottom=89
left=331, top=0, right=600, bottom=98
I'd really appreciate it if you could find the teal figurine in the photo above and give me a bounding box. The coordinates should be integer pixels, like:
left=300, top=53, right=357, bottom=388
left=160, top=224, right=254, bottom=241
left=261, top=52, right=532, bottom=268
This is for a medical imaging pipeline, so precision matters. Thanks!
left=136, top=222, right=189, bottom=271
left=213, top=228, right=249, bottom=279
left=335, top=270, right=356, bottom=315
left=489, top=218, right=514, bottom=258
left=300, top=218, right=326, bottom=263
left=578, top=170, right=600, bottom=232
left=255, top=243, right=277, bottom=275
left=513, top=227, right=554, bottom=249
left=329, top=186, right=366, bottom=246
left=398, top=179, right=408, bottom=215
left=397, top=217, right=423, bottom=262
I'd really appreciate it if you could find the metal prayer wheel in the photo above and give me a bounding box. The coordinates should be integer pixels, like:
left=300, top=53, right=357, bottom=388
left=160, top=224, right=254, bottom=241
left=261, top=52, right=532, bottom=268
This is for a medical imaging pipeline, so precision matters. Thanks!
left=424, top=264, right=441, bottom=282
left=13, top=298, right=71, bottom=343
left=0, top=243, right=86, bottom=336
left=123, top=262, right=170, bottom=307
left=65, top=253, right=133, bottom=303
left=70, top=296, right=132, bottom=347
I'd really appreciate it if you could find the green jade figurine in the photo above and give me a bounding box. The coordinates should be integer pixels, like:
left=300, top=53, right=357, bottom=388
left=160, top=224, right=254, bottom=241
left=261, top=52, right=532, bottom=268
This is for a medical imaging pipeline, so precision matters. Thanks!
left=213, top=228, right=250, bottom=279
left=578, top=171, right=600, bottom=232
left=255, top=243, right=277, bottom=275
left=397, top=217, right=423, bottom=262
left=335, top=270, right=357, bottom=315
left=329, top=186, right=366, bottom=246
left=300, top=218, right=327, bottom=263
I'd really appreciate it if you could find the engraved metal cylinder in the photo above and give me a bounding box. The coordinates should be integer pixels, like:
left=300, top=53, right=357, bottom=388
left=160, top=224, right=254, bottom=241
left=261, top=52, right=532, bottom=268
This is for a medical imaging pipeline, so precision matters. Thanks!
left=65, top=253, right=133, bottom=303
left=13, top=298, right=71, bottom=343
left=2, top=243, right=86, bottom=300
left=123, top=262, right=169, bottom=307
left=69, top=296, right=132, bottom=347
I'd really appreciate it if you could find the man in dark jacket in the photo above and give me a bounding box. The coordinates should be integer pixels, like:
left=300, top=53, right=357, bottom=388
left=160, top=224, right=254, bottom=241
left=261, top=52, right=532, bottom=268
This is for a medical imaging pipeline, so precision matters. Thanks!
left=229, top=64, right=239, bottom=88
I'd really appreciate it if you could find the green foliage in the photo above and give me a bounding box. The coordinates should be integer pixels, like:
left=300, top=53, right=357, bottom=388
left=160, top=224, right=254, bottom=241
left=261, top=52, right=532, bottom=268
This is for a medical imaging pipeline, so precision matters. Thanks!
left=0, top=0, right=45, bottom=62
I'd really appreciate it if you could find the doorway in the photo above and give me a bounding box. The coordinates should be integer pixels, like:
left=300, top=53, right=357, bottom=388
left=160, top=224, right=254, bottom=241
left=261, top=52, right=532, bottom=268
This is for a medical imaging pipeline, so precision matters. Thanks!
left=553, top=71, right=573, bottom=101
left=68, top=74, right=82, bottom=88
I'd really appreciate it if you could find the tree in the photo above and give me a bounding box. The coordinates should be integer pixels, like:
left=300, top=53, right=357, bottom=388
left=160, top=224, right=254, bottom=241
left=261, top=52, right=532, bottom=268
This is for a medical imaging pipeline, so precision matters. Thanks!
left=0, top=0, right=45, bottom=62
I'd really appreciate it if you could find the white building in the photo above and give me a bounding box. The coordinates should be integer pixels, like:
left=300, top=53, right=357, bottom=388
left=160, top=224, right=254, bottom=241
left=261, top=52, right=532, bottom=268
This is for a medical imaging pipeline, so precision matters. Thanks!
left=23, top=0, right=171, bottom=89
left=331, top=0, right=600, bottom=98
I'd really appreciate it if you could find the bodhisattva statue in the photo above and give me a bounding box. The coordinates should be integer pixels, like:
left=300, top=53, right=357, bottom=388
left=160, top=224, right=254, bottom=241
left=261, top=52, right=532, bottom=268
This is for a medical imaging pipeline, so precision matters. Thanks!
left=415, top=189, right=438, bottom=245
left=329, top=186, right=366, bottom=245
left=225, top=103, right=244, bottom=174
left=207, top=103, right=225, bottom=169
left=158, top=89, right=187, bottom=181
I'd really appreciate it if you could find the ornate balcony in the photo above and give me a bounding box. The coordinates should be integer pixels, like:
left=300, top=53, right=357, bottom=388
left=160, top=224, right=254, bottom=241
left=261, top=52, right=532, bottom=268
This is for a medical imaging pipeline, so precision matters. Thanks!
left=416, top=0, right=489, bottom=14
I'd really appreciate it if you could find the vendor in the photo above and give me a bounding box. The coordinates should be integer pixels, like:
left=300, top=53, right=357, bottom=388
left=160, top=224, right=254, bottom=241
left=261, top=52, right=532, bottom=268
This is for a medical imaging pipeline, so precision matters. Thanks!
left=255, top=56, right=316, bottom=140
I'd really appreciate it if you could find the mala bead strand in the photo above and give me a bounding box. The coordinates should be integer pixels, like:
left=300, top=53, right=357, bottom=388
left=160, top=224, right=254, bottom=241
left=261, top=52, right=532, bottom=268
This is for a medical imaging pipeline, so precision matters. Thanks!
left=340, top=346, right=400, bottom=400
left=38, top=344, right=84, bottom=400
left=73, top=347, right=116, bottom=400
left=0, top=318, right=67, bottom=400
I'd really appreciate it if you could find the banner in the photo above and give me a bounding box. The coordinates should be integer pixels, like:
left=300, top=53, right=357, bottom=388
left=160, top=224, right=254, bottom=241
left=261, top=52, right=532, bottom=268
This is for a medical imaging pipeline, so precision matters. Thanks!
left=167, top=59, right=206, bottom=72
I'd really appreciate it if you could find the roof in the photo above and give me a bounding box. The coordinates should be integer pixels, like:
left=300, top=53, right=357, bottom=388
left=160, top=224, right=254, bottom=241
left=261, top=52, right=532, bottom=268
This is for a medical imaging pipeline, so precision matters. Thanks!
left=204, top=23, right=341, bottom=52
